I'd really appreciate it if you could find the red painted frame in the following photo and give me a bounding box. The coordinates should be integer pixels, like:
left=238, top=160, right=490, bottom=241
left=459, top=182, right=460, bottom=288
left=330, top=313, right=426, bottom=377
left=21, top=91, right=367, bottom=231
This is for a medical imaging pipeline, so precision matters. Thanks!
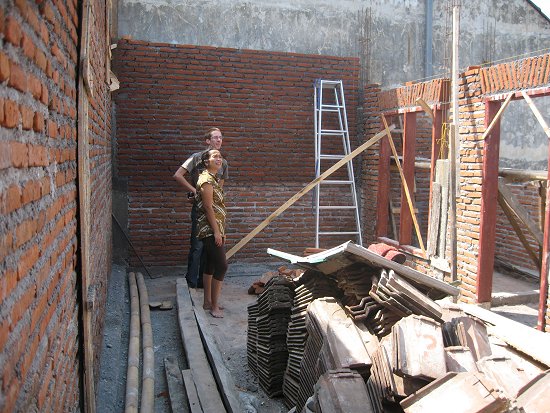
left=377, top=106, right=444, bottom=255
left=482, top=86, right=550, bottom=330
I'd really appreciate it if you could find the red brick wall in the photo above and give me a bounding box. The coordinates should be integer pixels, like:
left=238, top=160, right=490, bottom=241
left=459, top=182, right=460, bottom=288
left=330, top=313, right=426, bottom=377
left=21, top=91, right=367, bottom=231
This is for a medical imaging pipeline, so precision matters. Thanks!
left=84, top=0, right=113, bottom=388
left=112, top=40, right=360, bottom=264
left=0, top=0, right=112, bottom=410
left=362, top=54, right=550, bottom=329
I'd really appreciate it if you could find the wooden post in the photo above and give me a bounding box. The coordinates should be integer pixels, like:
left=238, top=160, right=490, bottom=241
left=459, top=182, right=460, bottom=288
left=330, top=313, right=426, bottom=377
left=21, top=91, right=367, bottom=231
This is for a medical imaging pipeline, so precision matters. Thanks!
left=399, top=112, right=418, bottom=247
left=77, top=1, right=96, bottom=410
left=376, top=126, right=392, bottom=238
left=449, top=4, right=460, bottom=284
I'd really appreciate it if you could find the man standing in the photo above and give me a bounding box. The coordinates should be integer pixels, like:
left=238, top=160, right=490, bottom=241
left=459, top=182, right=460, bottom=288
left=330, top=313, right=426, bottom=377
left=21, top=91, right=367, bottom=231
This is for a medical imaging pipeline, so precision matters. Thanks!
left=173, top=127, right=228, bottom=288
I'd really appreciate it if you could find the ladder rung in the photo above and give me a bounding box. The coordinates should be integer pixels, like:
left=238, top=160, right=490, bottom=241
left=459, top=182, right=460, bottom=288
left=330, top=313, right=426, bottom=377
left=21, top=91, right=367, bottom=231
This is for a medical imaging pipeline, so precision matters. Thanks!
left=319, top=154, right=345, bottom=160
left=319, top=231, right=359, bottom=235
left=317, top=79, right=342, bottom=85
left=320, top=129, right=346, bottom=134
left=321, top=180, right=354, bottom=185
left=319, top=104, right=344, bottom=110
left=319, top=206, right=357, bottom=210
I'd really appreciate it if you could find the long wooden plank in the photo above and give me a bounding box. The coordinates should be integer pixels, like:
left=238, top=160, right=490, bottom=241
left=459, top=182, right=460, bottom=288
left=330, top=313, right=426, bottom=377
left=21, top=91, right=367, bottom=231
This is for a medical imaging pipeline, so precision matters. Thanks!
left=498, top=178, right=544, bottom=246
left=381, top=115, right=426, bottom=253
left=498, top=191, right=541, bottom=269
left=427, top=182, right=441, bottom=257
left=436, top=160, right=449, bottom=258
left=181, top=370, right=203, bottom=413
left=164, top=357, right=189, bottom=413
left=461, top=303, right=550, bottom=367
left=188, top=289, right=243, bottom=413
left=176, top=279, right=226, bottom=412
left=77, top=1, right=95, bottom=410
left=377, top=133, right=392, bottom=237
left=226, top=126, right=394, bottom=259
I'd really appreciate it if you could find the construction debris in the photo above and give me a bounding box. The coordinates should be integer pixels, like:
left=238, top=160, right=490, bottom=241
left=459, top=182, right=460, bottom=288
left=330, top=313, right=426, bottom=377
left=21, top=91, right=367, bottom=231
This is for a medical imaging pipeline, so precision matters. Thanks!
left=248, top=266, right=304, bottom=295
left=242, top=242, right=550, bottom=413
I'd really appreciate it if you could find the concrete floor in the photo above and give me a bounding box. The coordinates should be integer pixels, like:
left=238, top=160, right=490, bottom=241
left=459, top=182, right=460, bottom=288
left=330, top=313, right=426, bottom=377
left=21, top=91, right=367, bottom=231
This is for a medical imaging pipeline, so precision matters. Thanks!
left=491, top=270, right=541, bottom=328
left=97, top=262, right=288, bottom=413
left=96, top=263, right=544, bottom=412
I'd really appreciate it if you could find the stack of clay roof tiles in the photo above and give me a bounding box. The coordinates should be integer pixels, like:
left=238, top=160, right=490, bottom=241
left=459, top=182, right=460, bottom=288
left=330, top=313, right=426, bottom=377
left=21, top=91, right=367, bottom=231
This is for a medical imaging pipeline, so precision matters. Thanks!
left=248, top=276, right=294, bottom=397
left=251, top=242, right=550, bottom=413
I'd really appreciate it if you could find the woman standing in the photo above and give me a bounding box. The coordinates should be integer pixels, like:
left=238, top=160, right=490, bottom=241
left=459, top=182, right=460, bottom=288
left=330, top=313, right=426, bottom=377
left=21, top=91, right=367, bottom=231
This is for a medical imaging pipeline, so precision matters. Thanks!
left=195, top=149, right=228, bottom=318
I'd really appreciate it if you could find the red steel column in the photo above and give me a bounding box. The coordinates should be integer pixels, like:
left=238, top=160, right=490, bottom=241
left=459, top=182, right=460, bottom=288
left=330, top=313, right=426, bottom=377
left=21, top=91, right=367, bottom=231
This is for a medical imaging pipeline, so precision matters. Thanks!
left=477, top=100, right=501, bottom=303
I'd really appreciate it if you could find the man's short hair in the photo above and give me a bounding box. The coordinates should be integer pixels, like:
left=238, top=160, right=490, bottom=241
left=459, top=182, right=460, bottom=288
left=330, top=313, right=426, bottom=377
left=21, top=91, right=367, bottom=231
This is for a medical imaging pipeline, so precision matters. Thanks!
left=204, top=127, right=221, bottom=141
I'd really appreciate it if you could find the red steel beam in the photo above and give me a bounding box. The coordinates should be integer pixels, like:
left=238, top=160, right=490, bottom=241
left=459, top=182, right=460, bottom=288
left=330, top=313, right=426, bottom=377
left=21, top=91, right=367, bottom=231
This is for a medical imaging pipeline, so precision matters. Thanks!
left=538, top=129, right=550, bottom=332
left=477, top=100, right=501, bottom=303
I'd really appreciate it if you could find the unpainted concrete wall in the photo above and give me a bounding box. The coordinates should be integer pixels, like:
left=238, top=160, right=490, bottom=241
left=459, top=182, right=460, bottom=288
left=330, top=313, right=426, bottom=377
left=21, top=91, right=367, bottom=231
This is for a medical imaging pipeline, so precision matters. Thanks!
left=116, top=0, right=550, bottom=87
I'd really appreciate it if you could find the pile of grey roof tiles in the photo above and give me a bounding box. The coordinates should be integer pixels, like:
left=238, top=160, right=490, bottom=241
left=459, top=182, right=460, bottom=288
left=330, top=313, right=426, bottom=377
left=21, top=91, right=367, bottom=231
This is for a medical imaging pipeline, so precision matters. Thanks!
left=248, top=276, right=294, bottom=397
left=248, top=266, right=549, bottom=413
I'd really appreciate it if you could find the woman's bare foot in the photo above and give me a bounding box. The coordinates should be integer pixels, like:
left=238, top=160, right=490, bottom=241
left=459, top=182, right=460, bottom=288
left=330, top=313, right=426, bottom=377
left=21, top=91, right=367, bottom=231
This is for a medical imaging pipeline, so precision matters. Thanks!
left=210, top=308, right=224, bottom=318
left=203, top=303, right=224, bottom=310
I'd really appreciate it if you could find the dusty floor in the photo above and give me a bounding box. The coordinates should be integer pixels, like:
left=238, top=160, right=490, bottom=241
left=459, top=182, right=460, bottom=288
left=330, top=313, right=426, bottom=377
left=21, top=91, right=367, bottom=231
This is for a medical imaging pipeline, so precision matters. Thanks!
left=96, top=262, right=541, bottom=412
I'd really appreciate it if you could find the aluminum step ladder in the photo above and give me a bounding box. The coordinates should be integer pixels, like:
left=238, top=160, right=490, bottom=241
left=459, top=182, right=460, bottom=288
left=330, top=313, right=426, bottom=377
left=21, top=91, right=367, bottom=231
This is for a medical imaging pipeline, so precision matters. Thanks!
left=313, top=79, right=362, bottom=248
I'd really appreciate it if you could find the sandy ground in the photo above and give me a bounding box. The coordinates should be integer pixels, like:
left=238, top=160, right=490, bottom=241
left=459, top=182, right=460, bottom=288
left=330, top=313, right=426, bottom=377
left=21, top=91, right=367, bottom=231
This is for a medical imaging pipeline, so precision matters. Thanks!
left=97, top=263, right=288, bottom=413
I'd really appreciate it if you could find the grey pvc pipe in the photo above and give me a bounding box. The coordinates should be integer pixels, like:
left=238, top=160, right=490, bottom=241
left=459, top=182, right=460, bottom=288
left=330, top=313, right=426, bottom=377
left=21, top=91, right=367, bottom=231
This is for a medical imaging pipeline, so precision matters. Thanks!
left=136, top=272, right=155, bottom=413
left=125, top=272, right=140, bottom=413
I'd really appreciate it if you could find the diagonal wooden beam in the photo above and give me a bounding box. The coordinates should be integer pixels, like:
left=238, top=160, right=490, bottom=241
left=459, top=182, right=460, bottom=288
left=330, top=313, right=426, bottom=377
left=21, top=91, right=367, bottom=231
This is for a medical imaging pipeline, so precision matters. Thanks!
left=498, top=178, right=544, bottom=247
left=226, top=126, right=395, bottom=259
left=497, top=190, right=541, bottom=270
left=416, top=97, right=434, bottom=120
left=521, top=90, right=550, bottom=138
left=382, top=115, right=426, bottom=253
left=481, top=92, right=513, bottom=140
